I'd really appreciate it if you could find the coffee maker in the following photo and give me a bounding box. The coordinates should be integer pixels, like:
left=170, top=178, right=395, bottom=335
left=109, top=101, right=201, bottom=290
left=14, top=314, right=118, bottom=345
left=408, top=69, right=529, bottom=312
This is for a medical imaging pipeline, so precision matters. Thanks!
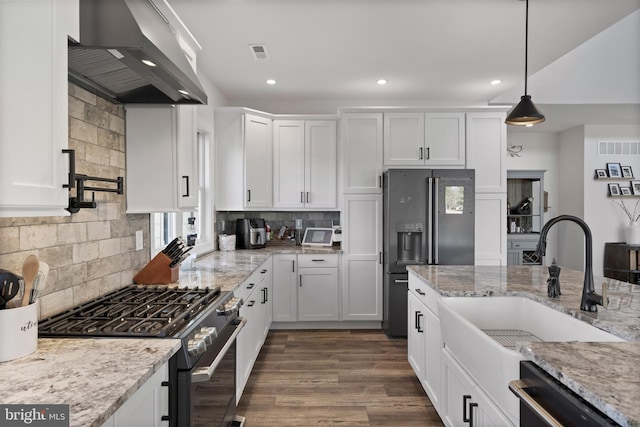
left=236, top=218, right=267, bottom=249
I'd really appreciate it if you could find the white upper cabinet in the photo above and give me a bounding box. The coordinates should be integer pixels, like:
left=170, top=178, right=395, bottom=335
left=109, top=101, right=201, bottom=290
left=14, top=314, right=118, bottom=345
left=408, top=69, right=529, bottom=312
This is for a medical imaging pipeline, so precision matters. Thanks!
left=341, top=113, right=384, bottom=194
left=215, top=110, right=273, bottom=210
left=125, top=105, right=198, bottom=213
left=273, top=120, right=337, bottom=209
left=0, top=0, right=79, bottom=217
left=465, top=112, right=507, bottom=193
left=244, top=114, right=273, bottom=208
left=383, top=113, right=465, bottom=167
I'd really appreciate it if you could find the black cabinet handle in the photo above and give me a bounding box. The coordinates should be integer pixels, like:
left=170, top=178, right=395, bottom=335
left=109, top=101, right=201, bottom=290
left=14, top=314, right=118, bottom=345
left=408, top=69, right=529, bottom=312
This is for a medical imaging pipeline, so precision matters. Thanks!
left=311, top=259, right=325, bottom=262
left=299, top=274, right=303, bottom=287
left=426, top=147, right=430, bottom=160
left=463, top=395, right=472, bottom=422
left=292, top=260, right=295, bottom=272
left=247, top=283, right=255, bottom=289
left=416, top=289, right=426, bottom=296
left=419, top=147, right=424, bottom=160
left=301, top=191, right=304, bottom=203
left=62, top=149, right=76, bottom=189
left=261, top=269, right=267, bottom=274
left=261, top=288, right=267, bottom=304
left=306, top=192, right=310, bottom=203
left=416, top=312, right=424, bottom=332
left=247, top=300, right=255, bottom=307
left=247, top=189, right=251, bottom=202
left=469, top=402, right=478, bottom=427
left=182, top=176, right=190, bottom=197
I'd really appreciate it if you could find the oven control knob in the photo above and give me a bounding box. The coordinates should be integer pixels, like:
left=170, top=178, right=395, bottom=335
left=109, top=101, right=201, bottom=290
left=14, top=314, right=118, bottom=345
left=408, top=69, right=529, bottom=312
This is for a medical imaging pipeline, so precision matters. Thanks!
left=195, top=327, right=218, bottom=346
left=187, top=339, right=206, bottom=357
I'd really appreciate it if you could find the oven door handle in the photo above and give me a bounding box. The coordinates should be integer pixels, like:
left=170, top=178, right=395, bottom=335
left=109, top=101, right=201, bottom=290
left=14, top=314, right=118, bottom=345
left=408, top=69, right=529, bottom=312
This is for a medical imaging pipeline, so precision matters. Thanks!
left=508, top=380, right=563, bottom=427
left=191, top=317, right=247, bottom=383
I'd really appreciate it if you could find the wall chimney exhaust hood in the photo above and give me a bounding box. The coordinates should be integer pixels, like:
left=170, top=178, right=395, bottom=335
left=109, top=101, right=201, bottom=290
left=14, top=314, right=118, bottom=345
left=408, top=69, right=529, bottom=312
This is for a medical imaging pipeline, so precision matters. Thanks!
left=69, top=0, right=207, bottom=105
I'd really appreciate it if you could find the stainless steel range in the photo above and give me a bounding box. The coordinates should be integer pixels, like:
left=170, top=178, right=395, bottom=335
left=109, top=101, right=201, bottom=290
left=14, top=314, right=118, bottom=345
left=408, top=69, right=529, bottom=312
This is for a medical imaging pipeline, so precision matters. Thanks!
left=38, top=285, right=245, bottom=427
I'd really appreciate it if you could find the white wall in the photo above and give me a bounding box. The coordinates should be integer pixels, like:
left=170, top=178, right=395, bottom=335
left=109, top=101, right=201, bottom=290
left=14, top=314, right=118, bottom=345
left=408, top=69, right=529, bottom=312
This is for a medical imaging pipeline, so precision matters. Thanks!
left=584, top=125, right=640, bottom=276
left=506, top=131, right=560, bottom=262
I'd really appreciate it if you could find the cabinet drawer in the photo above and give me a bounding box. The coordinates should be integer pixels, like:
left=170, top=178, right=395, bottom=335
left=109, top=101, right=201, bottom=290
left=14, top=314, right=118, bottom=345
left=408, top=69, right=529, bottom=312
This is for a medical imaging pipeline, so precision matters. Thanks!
left=509, top=240, right=537, bottom=250
left=409, top=272, right=441, bottom=314
left=297, top=254, right=339, bottom=268
left=235, top=259, right=271, bottom=301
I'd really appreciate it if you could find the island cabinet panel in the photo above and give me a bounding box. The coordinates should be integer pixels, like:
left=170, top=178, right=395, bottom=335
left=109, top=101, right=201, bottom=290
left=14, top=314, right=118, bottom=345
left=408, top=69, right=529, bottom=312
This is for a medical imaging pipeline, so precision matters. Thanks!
left=102, top=362, right=169, bottom=427
left=0, top=0, right=78, bottom=217
left=441, top=349, right=513, bottom=427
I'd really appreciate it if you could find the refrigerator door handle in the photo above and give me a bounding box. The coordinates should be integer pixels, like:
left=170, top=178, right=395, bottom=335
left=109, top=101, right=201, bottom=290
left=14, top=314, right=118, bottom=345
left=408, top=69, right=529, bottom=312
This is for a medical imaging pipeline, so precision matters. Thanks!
left=434, top=177, right=439, bottom=264
left=427, top=177, right=434, bottom=264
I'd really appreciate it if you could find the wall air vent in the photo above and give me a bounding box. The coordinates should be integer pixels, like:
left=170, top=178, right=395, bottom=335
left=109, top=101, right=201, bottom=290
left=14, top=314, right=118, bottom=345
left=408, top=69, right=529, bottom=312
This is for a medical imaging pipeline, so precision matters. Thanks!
left=249, top=44, right=270, bottom=60
left=598, top=141, right=640, bottom=156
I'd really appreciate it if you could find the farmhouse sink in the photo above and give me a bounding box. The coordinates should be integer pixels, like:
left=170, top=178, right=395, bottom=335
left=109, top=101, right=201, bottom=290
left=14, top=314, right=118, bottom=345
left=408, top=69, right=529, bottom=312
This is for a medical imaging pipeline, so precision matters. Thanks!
left=437, top=296, right=625, bottom=423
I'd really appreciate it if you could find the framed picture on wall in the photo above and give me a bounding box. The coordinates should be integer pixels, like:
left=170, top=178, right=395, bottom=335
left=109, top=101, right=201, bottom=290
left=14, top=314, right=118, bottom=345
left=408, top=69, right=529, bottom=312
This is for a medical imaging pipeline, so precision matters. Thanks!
left=631, top=181, right=640, bottom=195
left=622, top=166, right=634, bottom=178
left=621, top=187, right=632, bottom=196
left=607, top=163, right=623, bottom=178
left=608, top=183, right=621, bottom=196
left=595, top=169, right=608, bottom=178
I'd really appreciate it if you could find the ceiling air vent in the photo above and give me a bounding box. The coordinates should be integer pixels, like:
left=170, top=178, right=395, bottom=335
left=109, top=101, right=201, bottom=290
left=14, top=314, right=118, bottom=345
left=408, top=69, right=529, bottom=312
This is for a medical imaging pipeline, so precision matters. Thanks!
left=249, top=44, right=269, bottom=60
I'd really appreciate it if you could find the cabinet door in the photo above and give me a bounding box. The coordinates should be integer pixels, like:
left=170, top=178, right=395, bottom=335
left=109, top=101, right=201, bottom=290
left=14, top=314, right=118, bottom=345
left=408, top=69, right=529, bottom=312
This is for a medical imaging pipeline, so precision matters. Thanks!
left=236, top=293, right=257, bottom=402
left=424, top=113, right=465, bottom=166
left=0, top=0, right=75, bottom=217
left=466, top=112, right=507, bottom=193
left=298, top=268, right=339, bottom=321
left=305, top=121, right=337, bottom=208
left=383, top=113, right=425, bottom=166
left=407, top=291, right=426, bottom=380
left=272, top=254, right=298, bottom=322
left=244, top=114, right=272, bottom=208
left=474, top=193, right=507, bottom=266
left=423, top=303, right=442, bottom=412
left=126, top=106, right=177, bottom=213
left=110, top=362, right=169, bottom=427
left=341, top=113, right=383, bottom=194
left=176, top=105, right=198, bottom=209
left=442, top=349, right=475, bottom=427
left=258, top=263, right=272, bottom=345
left=341, top=195, right=383, bottom=320
left=273, top=121, right=305, bottom=208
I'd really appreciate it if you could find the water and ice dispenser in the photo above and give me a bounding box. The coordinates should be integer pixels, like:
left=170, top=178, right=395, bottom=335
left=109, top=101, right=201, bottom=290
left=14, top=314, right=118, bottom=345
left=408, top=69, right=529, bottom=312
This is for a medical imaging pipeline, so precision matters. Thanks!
left=396, top=223, right=423, bottom=263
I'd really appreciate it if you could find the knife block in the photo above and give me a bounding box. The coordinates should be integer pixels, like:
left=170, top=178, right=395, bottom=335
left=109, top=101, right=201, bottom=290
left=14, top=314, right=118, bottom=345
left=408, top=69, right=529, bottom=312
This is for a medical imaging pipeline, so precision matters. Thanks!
left=133, top=252, right=179, bottom=285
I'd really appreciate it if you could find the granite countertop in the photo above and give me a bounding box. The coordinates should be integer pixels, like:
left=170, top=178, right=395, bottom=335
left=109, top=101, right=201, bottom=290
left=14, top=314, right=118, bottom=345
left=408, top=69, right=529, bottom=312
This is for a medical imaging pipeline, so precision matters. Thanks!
left=408, top=265, right=640, bottom=427
left=0, top=338, right=180, bottom=427
left=179, top=241, right=342, bottom=292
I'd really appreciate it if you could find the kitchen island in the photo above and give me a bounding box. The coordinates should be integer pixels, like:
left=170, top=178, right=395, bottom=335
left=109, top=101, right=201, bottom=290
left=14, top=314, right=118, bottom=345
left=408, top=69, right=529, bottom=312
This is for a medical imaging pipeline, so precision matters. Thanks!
left=408, top=264, right=640, bottom=427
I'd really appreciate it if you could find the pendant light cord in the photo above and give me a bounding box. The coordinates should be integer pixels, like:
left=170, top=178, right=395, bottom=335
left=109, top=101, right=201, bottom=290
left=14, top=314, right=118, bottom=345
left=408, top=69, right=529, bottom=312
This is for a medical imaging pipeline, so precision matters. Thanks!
left=524, top=0, right=529, bottom=96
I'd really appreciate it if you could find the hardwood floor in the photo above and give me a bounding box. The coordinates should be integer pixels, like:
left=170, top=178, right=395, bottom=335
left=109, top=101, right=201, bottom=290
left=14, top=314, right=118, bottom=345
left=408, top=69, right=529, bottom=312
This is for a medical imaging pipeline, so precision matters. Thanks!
left=236, top=330, right=444, bottom=426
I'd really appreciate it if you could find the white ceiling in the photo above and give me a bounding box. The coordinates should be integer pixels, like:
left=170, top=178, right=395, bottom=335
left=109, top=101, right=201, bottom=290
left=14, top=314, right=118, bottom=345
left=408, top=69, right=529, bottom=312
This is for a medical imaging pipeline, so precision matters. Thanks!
left=170, top=0, right=640, bottom=132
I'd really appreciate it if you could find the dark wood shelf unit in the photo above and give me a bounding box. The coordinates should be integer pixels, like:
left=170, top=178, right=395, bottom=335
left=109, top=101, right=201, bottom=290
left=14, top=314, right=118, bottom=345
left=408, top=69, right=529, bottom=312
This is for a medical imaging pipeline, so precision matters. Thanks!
left=603, top=242, right=640, bottom=284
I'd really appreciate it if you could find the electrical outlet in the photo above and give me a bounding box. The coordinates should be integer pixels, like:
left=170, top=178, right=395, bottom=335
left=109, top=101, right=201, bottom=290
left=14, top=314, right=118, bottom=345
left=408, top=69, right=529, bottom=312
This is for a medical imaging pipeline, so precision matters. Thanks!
left=135, top=230, right=143, bottom=251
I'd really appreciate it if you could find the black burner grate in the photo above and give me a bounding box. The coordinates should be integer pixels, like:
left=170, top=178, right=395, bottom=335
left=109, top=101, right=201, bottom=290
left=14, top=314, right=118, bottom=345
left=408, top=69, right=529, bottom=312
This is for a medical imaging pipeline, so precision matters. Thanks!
left=39, top=285, right=221, bottom=338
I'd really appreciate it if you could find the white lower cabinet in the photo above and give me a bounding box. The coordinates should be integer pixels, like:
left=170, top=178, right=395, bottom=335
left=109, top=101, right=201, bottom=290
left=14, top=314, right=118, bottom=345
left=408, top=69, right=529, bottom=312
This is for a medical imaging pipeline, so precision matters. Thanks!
left=442, top=349, right=512, bottom=427
left=408, top=275, right=442, bottom=413
left=236, top=259, right=272, bottom=402
left=102, top=362, right=169, bottom=427
left=272, top=254, right=340, bottom=322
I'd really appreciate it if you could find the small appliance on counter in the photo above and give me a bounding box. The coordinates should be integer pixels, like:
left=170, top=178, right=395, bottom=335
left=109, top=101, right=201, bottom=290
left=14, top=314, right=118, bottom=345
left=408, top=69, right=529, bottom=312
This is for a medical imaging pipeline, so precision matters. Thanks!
left=236, top=218, right=267, bottom=249
left=301, top=227, right=334, bottom=247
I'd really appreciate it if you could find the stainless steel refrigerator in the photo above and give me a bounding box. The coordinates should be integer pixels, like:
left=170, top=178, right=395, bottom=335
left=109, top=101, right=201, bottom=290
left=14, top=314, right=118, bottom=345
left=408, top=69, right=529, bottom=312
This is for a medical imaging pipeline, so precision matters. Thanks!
left=383, top=169, right=475, bottom=337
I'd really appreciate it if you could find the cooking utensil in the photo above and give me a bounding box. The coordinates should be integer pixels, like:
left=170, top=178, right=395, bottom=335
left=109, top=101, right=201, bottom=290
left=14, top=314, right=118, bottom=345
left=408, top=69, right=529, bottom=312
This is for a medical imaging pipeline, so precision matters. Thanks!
left=20, top=255, right=39, bottom=307
left=0, top=269, right=22, bottom=309
left=30, top=262, right=49, bottom=304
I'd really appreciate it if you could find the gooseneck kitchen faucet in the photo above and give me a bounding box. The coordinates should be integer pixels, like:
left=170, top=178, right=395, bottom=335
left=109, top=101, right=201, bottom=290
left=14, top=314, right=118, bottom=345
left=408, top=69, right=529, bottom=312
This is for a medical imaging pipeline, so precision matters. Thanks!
left=536, top=215, right=604, bottom=312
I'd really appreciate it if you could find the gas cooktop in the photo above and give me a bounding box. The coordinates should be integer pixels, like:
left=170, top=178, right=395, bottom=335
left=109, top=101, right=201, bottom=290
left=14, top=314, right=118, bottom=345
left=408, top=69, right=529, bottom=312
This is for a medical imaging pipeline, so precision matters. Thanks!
left=38, top=285, right=223, bottom=338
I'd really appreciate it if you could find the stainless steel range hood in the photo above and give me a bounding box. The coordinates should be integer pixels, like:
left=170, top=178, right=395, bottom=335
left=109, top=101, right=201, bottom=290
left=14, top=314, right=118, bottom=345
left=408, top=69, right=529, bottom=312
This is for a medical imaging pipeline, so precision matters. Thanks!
left=69, top=0, right=207, bottom=104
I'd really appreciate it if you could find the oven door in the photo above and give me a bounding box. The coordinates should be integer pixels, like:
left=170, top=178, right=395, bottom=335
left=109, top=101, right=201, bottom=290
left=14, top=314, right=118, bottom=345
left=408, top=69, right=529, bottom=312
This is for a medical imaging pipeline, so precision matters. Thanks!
left=177, top=317, right=246, bottom=427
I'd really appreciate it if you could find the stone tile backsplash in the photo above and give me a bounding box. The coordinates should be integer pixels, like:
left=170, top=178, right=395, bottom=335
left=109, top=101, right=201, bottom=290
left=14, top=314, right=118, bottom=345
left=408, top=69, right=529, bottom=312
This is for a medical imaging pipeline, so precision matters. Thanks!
left=216, top=211, right=340, bottom=235
left=0, top=84, right=150, bottom=319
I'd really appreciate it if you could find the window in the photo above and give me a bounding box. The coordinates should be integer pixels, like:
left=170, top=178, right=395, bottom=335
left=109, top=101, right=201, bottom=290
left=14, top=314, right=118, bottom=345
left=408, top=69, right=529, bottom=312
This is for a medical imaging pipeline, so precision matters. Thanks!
left=150, top=131, right=214, bottom=257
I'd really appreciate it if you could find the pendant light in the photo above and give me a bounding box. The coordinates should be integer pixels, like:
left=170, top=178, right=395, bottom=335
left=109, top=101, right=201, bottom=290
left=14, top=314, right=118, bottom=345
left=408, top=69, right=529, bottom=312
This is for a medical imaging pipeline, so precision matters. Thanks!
left=505, top=0, right=545, bottom=126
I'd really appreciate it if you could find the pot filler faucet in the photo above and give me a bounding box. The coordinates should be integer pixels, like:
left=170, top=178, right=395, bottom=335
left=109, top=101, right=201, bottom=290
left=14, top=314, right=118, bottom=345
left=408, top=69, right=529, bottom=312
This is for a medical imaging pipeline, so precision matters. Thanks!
left=536, top=215, right=604, bottom=312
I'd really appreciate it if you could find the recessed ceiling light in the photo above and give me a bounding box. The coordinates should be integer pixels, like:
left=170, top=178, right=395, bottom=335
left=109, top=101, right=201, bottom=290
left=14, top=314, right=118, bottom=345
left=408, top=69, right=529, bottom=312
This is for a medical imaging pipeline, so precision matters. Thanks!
left=377, top=79, right=388, bottom=85
left=266, top=79, right=276, bottom=85
left=491, top=79, right=502, bottom=85
left=141, top=59, right=157, bottom=67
